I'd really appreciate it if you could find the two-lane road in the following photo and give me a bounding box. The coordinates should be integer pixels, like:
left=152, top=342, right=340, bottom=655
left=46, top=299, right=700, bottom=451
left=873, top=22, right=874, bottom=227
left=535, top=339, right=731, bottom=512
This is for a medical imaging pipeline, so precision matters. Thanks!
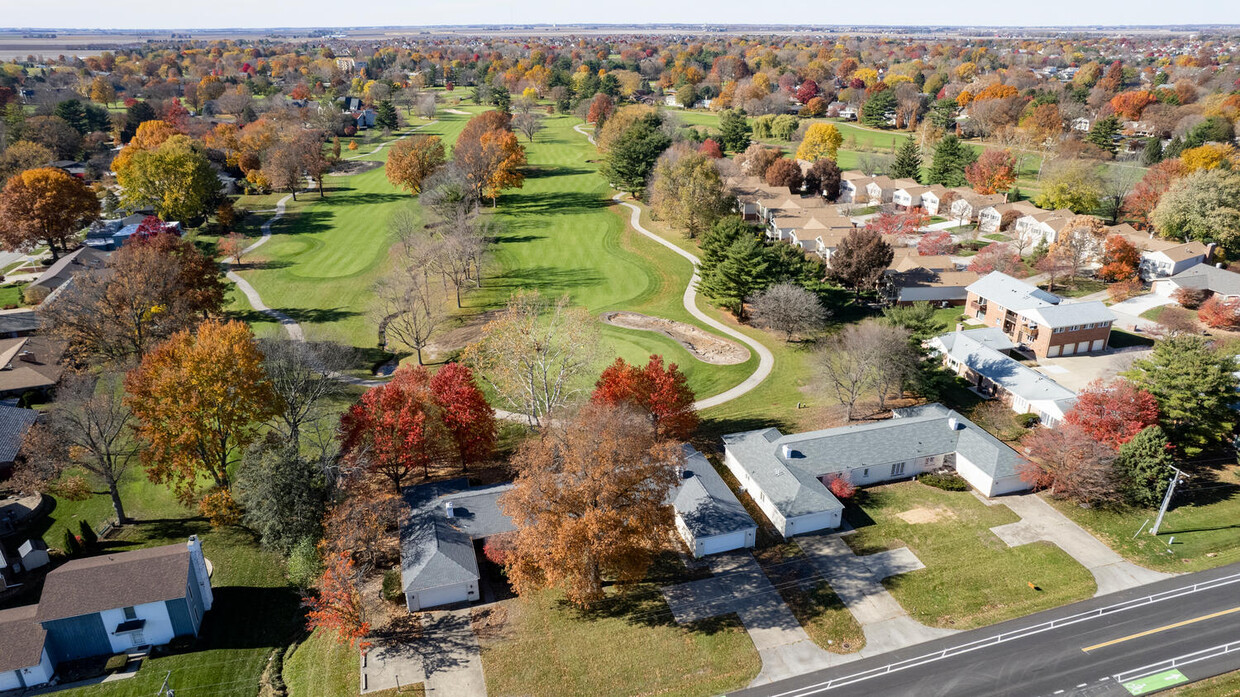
left=733, top=563, right=1240, bottom=697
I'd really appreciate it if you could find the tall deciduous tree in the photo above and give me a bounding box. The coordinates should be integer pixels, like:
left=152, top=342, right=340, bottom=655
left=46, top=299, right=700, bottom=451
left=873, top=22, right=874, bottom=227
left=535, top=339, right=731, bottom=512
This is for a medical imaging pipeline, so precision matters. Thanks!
left=258, top=338, right=352, bottom=450
left=964, top=149, right=1016, bottom=194
left=0, top=167, right=99, bottom=259
left=649, top=146, right=730, bottom=238
left=795, top=123, right=843, bottom=162
left=764, top=157, right=803, bottom=192
left=592, top=355, right=698, bottom=440
left=1020, top=423, right=1120, bottom=505
left=385, top=135, right=446, bottom=194
left=464, top=292, right=600, bottom=426
left=750, top=282, right=830, bottom=341
left=1151, top=169, right=1240, bottom=251
left=454, top=111, right=526, bottom=205
left=339, top=365, right=449, bottom=489
left=1098, top=235, right=1141, bottom=281
left=429, top=362, right=497, bottom=471
left=829, top=228, right=893, bottom=293
left=1063, top=379, right=1160, bottom=450
left=307, top=551, right=370, bottom=648
left=499, top=403, right=684, bottom=608
left=804, top=158, right=842, bottom=199
left=125, top=320, right=281, bottom=504
left=1033, top=160, right=1103, bottom=214
left=117, top=135, right=219, bottom=222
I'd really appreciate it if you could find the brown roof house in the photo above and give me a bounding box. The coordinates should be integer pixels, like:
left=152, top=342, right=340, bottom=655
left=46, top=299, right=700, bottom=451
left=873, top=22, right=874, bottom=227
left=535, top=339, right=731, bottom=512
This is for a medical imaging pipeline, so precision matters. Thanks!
left=1109, top=224, right=1212, bottom=280
left=0, top=536, right=215, bottom=683
left=883, top=255, right=980, bottom=306
left=0, top=336, right=64, bottom=399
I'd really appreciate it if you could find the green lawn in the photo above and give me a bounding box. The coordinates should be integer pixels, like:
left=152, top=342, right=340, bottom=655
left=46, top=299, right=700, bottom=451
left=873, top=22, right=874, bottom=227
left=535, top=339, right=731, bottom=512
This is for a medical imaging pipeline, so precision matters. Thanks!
left=1043, top=278, right=1107, bottom=298
left=479, top=575, right=759, bottom=697
left=1167, top=670, right=1240, bottom=696
left=1049, top=466, right=1240, bottom=573
left=843, top=482, right=1097, bottom=629
left=284, top=629, right=424, bottom=697
left=0, top=283, right=26, bottom=307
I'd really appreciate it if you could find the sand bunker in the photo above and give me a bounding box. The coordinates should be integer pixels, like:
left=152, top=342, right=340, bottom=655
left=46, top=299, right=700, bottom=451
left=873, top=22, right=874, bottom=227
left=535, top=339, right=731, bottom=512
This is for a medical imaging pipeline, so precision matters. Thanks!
left=601, top=312, right=750, bottom=365
left=896, top=506, right=958, bottom=525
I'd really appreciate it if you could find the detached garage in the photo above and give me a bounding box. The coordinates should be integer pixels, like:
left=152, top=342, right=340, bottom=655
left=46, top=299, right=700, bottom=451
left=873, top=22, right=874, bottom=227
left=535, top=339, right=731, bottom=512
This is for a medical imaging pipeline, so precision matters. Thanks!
left=672, top=447, right=757, bottom=558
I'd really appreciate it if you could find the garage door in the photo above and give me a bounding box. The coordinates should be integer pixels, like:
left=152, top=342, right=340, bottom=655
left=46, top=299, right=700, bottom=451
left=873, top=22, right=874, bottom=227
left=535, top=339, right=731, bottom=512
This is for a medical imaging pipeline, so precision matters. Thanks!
left=700, top=531, right=748, bottom=557
left=415, top=584, right=469, bottom=611
left=1047, top=345, right=1060, bottom=357
left=1077, top=341, right=1090, bottom=354
left=1092, top=339, right=1105, bottom=351
left=1061, top=344, right=1074, bottom=356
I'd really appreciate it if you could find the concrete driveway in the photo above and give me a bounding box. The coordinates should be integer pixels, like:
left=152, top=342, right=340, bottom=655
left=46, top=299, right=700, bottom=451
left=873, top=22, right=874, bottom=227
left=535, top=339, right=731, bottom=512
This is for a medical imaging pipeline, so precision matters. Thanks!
left=1109, top=292, right=1175, bottom=331
left=1031, top=349, right=1150, bottom=392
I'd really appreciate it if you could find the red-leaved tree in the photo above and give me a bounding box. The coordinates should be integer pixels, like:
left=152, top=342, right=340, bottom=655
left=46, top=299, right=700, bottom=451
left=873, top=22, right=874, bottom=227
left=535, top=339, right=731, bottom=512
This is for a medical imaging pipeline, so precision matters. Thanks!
left=1019, top=424, right=1121, bottom=505
left=338, top=365, right=448, bottom=490
left=1198, top=295, right=1240, bottom=329
left=1124, top=160, right=1186, bottom=230
left=1063, top=379, right=1160, bottom=449
left=917, top=230, right=955, bottom=256
left=827, top=474, right=856, bottom=499
left=795, top=79, right=820, bottom=105
left=586, top=93, right=615, bottom=126
left=964, top=149, right=1017, bottom=195
left=968, top=243, right=1026, bottom=276
left=698, top=138, right=723, bottom=159
left=867, top=211, right=929, bottom=241
left=307, top=551, right=370, bottom=648
left=592, top=355, right=698, bottom=441
left=429, top=362, right=496, bottom=471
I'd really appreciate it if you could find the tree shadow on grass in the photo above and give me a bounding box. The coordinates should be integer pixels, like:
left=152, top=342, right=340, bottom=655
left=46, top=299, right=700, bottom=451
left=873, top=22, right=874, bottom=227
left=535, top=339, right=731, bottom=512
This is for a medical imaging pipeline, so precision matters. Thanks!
left=522, top=165, right=594, bottom=180
left=500, top=191, right=613, bottom=216
left=227, top=307, right=359, bottom=326
left=488, top=267, right=605, bottom=296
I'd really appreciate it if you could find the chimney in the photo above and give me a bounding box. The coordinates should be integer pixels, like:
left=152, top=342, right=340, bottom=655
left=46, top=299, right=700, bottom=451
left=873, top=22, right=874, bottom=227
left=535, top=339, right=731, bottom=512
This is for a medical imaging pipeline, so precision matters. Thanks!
left=1206, top=242, right=1217, bottom=263
left=444, top=501, right=455, bottom=519
left=781, top=444, right=793, bottom=458
left=956, top=323, right=964, bottom=333
left=187, top=535, right=214, bottom=611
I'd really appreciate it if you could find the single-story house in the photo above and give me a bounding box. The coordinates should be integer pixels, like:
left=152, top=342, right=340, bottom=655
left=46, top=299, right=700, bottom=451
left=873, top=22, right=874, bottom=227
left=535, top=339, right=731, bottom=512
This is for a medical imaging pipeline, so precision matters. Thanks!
left=930, top=328, right=1077, bottom=426
left=0, top=404, right=38, bottom=477
left=671, top=446, right=757, bottom=558
left=722, top=405, right=1029, bottom=537
left=0, top=336, right=65, bottom=399
left=25, top=246, right=108, bottom=298
left=0, top=311, right=40, bottom=339
left=47, top=161, right=86, bottom=179
left=883, top=255, right=980, bottom=305
left=399, top=479, right=516, bottom=612
left=1110, top=224, right=1212, bottom=280
left=85, top=220, right=183, bottom=252
left=1153, top=263, right=1240, bottom=300
left=2, top=537, right=214, bottom=681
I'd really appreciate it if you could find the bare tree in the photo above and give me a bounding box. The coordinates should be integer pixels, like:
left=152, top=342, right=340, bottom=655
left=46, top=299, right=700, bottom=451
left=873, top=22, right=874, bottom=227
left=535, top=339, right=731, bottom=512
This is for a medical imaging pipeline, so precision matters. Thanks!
left=818, top=330, right=871, bottom=421
left=817, top=320, right=917, bottom=419
left=416, top=94, right=437, bottom=120
left=258, top=338, right=352, bottom=448
left=1098, top=166, right=1144, bottom=225
left=373, top=269, right=447, bottom=366
left=513, top=112, right=545, bottom=142
left=750, top=283, right=831, bottom=341
left=17, top=373, right=136, bottom=523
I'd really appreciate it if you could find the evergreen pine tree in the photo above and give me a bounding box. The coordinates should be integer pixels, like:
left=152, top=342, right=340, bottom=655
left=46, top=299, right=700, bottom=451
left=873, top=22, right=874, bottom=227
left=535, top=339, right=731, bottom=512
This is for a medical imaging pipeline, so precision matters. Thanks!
left=78, top=520, right=98, bottom=550
left=375, top=100, right=399, bottom=130
left=698, top=235, right=771, bottom=319
left=718, top=109, right=752, bottom=153
left=890, top=136, right=922, bottom=182
left=1115, top=425, right=1175, bottom=508
left=1086, top=115, right=1121, bottom=155
left=62, top=528, right=82, bottom=557
left=926, top=134, right=977, bottom=187
left=1141, top=136, right=1164, bottom=166
left=1163, top=135, right=1185, bottom=159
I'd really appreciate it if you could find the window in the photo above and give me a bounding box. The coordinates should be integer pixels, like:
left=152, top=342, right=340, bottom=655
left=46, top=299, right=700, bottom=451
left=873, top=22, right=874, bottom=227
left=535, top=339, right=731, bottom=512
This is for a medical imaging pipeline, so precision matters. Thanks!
left=123, top=606, right=137, bottom=620
left=891, top=462, right=906, bottom=477
left=862, top=468, right=870, bottom=478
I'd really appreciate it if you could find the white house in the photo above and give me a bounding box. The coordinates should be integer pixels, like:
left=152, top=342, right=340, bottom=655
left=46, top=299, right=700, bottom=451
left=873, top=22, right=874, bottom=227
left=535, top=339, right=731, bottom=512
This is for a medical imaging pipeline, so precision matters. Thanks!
left=839, top=171, right=873, bottom=204
left=722, top=405, right=1029, bottom=537
left=672, top=446, right=757, bottom=558
left=1109, top=224, right=1212, bottom=280
left=949, top=191, right=1005, bottom=224
left=0, top=606, right=54, bottom=690
left=865, top=176, right=899, bottom=205
left=1153, top=264, right=1240, bottom=301
left=919, top=184, right=951, bottom=215
left=1014, top=209, right=1076, bottom=247
left=978, top=201, right=1040, bottom=234
left=892, top=184, right=932, bottom=211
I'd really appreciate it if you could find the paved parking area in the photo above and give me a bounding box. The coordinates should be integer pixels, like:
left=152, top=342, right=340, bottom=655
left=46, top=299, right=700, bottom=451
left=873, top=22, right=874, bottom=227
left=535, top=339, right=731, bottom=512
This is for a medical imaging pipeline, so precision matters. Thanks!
left=1030, top=348, right=1150, bottom=392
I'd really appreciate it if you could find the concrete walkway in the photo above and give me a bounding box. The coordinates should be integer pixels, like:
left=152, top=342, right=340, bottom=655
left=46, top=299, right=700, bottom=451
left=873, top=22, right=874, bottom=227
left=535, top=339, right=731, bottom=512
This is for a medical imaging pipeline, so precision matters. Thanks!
left=988, top=493, right=1174, bottom=596
left=662, top=552, right=851, bottom=686
left=796, top=535, right=959, bottom=656
left=361, top=609, right=487, bottom=696
left=1109, top=292, right=1175, bottom=332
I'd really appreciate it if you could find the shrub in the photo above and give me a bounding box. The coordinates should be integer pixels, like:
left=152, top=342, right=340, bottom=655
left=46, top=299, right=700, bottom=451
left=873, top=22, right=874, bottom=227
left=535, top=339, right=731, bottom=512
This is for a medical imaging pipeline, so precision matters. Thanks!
left=22, top=285, right=49, bottom=306
left=286, top=537, right=322, bottom=590
left=483, top=532, right=515, bottom=567
left=52, top=474, right=92, bottom=501
left=104, top=654, right=129, bottom=673
left=827, top=474, right=856, bottom=499
left=1016, top=413, right=1041, bottom=428
left=382, top=568, right=403, bottom=602
left=919, top=473, right=970, bottom=491
left=1198, top=295, right=1240, bottom=329
left=1172, top=286, right=1211, bottom=309
left=62, top=528, right=82, bottom=557
left=78, top=520, right=98, bottom=550
left=1108, top=277, right=1144, bottom=303
left=198, top=489, right=242, bottom=527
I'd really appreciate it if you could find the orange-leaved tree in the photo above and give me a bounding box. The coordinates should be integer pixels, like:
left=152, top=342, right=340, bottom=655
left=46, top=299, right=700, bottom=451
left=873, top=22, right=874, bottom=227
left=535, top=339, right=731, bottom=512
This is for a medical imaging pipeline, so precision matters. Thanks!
left=124, top=319, right=280, bottom=504
left=385, top=135, right=446, bottom=194
left=1098, top=234, right=1141, bottom=282
left=307, top=551, right=370, bottom=648
left=338, top=365, right=450, bottom=490
left=964, top=148, right=1016, bottom=195
left=454, top=111, right=526, bottom=205
left=0, top=167, right=99, bottom=259
left=499, top=402, right=684, bottom=608
left=592, top=355, right=698, bottom=441
left=1062, top=379, right=1160, bottom=450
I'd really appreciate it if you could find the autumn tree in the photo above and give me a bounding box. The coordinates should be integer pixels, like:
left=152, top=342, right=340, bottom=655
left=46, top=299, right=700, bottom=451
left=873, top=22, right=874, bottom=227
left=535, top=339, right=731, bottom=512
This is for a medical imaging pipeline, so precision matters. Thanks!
left=1124, top=159, right=1185, bottom=230
left=918, top=230, right=955, bottom=256
left=1063, top=379, right=1160, bottom=450
left=125, top=320, right=281, bottom=504
left=429, top=362, right=497, bottom=471
left=1151, top=169, right=1240, bottom=250
left=17, top=374, right=135, bottom=523
left=307, top=551, right=370, bottom=647
left=649, top=145, right=731, bottom=238
left=262, top=139, right=307, bottom=200
left=830, top=228, right=894, bottom=293
left=866, top=211, right=929, bottom=241
left=1197, top=295, right=1240, bottom=330
left=454, top=111, right=526, bottom=205
left=750, top=282, right=830, bottom=341
left=0, top=167, right=99, bottom=259
left=512, top=112, right=545, bottom=142
left=1051, top=216, right=1108, bottom=281
left=464, top=292, right=600, bottom=426
left=117, top=135, right=220, bottom=222
left=386, top=135, right=446, bottom=194
left=1098, top=234, right=1141, bottom=281
left=1034, top=160, right=1103, bottom=214
left=592, top=355, right=698, bottom=441
left=499, top=403, right=684, bottom=608
left=968, top=242, right=1026, bottom=276
left=1020, top=424, right=1121, bottom=506
left=804, top=158, right=842, bottom=199
left=964, top=149, right=1017, bottom=194
left=219, top=232, right=246, bottom=264
left=258, top=337, right=352, bottom=450
left=818, top=320, right=917, bottom=419
left=795, top=122, right=843, bottom=162
left=586, top=93, right=615, bottom=127
left=339, top=365, right=449, bottom=489
left=0, top=140, right=53, bottom=186
left=765, top=157, right=804, bottom=192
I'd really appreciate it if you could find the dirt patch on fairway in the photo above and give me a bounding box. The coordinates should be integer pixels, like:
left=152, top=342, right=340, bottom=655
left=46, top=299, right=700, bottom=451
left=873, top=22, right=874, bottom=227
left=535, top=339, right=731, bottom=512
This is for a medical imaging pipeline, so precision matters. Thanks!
left=601, top=311, right=749, bottom=365
left=896, top=506, right=958, bottom=525
left=423, top=309, right=504, bottom=361
left=328, top=160, right=382, bottom=176
left=444, top=108, right=471, bottom=115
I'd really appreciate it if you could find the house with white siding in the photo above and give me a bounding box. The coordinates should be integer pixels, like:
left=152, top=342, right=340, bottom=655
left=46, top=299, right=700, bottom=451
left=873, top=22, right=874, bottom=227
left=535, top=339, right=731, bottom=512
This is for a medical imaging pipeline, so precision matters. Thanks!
left=978, top=201, right=1040, bottom=234
left=1109, top=224, right=1212, bottom=280
left=918, top=184, right=951, bottom=215
left=1014, top=209, right=1077, bottom=247
left=722, top=405, right=1030, bottom=537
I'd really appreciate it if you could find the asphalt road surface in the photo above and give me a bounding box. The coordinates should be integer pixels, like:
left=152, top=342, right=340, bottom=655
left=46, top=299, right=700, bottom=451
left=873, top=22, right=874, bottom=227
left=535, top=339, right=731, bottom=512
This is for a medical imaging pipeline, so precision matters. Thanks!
left=732, top=562, right=1240, bottom=697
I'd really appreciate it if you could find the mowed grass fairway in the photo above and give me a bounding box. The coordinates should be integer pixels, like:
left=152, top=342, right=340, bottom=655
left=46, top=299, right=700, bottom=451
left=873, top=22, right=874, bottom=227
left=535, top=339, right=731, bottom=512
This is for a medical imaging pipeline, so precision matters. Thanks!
left=843, top=482, right=1096, bottom=629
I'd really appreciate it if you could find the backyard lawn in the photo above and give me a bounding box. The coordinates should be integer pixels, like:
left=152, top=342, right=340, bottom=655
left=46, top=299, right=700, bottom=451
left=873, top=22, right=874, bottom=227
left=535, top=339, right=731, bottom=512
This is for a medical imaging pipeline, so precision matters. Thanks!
left=1049, top=464, right=1240, bottom=573
left=479, top=575, right=759, bottom=697
left=843, top=481, right=1096, bottom=629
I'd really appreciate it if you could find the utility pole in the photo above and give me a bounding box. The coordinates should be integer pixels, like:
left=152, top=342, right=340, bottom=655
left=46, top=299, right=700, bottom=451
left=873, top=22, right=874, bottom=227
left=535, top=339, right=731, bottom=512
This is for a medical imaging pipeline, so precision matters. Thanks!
left=1150, top=465, right=1186, bottom=536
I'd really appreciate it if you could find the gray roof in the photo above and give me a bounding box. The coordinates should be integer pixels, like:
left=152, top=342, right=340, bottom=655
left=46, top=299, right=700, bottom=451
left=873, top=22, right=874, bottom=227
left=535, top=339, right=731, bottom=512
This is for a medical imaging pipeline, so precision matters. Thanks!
left=1167, top=264, right=1240, bottom=297
left=0, top=405, right=37, bottom=463
left=1020, top=301, right=1116, bottom=329
left=938, top=326, right=1016, bottom=352
left=671, top=446, right=755, bottom=540
left=966, top=271, right=1060, bottom=311
left=932, top=331, right=1077, bottom=410
left=400, top=480, right=515, bottom=595
left=27, top=246, right=108, bottom=292
left=0, top=311, right=40, bottom=337
left=724, top=405, right=1026, bottom=520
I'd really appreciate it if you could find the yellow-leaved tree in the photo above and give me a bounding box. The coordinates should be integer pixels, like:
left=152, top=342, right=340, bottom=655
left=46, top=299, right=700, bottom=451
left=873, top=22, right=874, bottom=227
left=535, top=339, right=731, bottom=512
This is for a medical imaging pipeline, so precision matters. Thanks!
left=796, top=122, right=843, bottom=162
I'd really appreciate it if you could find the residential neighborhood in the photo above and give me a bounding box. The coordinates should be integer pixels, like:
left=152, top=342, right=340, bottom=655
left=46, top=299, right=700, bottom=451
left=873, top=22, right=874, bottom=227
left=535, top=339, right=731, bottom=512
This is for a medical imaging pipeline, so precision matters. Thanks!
left=0, top=10, right=1238, bottom=697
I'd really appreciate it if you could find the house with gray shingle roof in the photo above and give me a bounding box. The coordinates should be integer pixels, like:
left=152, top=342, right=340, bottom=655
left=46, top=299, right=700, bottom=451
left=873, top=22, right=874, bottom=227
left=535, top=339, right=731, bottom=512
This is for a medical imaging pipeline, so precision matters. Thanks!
left=1153, top=263, right=1240, bottom=301
left=671, top=446, right=756, bottom=558
left=722, top=405, right=1029, bottom=537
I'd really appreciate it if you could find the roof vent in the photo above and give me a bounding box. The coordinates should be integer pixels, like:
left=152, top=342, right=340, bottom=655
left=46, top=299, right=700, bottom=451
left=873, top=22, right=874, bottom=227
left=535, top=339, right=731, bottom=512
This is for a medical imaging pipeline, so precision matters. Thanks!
left=781, top=445, right=802, bottom=459
left=444, top=501, right=455, bottom=519
left=682, top=469, right=694, bottom=480
left=947, top=417, right=963, bottom=431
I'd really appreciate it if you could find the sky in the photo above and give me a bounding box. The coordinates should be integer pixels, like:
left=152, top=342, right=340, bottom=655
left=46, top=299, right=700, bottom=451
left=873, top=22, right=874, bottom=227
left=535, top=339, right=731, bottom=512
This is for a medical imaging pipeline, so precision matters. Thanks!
left=1, top=0, right=1235, bottom=30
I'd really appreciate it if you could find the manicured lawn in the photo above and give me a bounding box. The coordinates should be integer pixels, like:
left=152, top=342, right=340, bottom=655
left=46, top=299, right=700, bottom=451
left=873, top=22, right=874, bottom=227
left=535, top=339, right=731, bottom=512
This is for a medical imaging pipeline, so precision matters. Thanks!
left=479, top=577, right=759, bottom=697
left=0, top=283, right=26, bottom=307
left=284, top=629, right=423, bottom=697
left=1044, top=278, right=1107, bottom=298
left=1141, top=304, right=1171, bottom=321
left=1109, top=328, right=1156, bottom=348
left=781, top=581, right=866, bottom=653
left=1167, top=670, right=1240, bottom=695
left=1049, top=466, right=1240, bottom=573
left=843, top=482, right=1096, bottom=629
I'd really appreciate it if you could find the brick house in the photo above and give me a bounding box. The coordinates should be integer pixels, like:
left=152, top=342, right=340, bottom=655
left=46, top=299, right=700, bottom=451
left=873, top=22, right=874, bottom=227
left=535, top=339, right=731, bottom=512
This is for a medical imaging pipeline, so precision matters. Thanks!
left=965, top=272, right=1115, bottom=358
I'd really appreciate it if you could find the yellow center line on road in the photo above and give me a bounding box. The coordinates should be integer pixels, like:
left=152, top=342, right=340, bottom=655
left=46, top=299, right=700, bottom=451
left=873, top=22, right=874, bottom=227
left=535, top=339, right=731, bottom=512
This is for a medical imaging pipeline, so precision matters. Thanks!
left=1081, top=606, right=1240, bottom=653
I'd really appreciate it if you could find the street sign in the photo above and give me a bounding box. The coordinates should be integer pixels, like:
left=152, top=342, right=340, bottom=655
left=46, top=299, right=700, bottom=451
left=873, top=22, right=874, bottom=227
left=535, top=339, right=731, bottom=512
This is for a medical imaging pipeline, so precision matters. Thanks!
left=1123, top=669, right=1189, bottom=695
